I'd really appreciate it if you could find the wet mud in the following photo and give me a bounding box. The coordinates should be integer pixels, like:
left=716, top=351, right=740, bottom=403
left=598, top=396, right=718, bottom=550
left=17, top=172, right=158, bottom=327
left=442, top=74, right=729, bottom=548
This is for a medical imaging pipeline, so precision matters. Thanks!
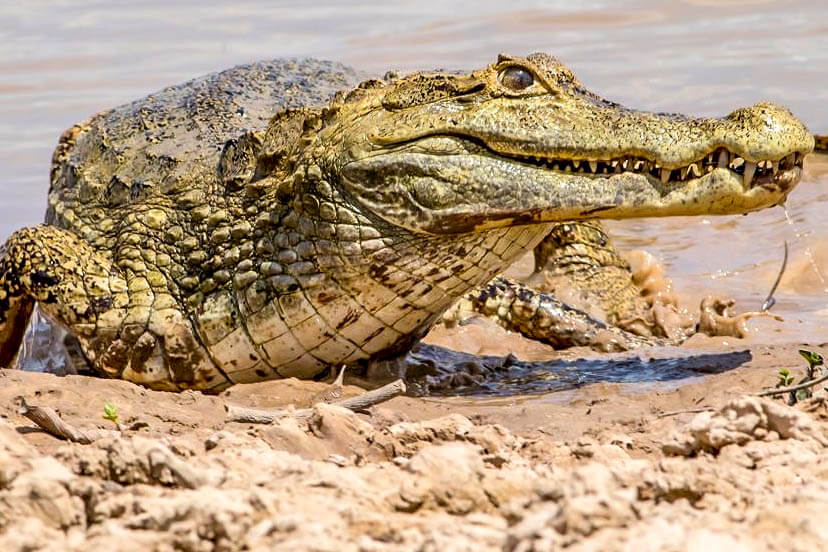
left=3, top=342, right=828, bottom=551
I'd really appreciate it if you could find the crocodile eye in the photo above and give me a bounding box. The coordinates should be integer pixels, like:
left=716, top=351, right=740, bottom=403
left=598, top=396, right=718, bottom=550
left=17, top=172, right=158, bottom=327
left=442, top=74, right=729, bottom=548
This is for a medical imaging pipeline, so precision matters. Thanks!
left=499, top=66, right=534, bottom=91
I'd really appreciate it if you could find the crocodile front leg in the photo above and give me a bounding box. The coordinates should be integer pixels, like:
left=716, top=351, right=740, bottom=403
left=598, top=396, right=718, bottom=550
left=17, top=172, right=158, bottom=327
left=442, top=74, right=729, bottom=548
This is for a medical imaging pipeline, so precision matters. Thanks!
left=469, top=276, right=656, bottom=352
left=0, top=225, right=229, bottom=391
left=466, top=221, right=693, bottom=351
left=532, top=221, right=647, bottom=325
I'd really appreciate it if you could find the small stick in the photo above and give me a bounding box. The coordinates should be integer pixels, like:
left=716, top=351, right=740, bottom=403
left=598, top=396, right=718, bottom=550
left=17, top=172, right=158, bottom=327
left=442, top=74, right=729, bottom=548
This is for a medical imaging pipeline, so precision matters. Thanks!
left=225, top=378, right=406, bottom=424
left=15, top=397, right=210, bottom=488
left=656, top=407, right=714, bottom=418
left=761, top=241, right=788, bottom=312
left=330, top=378, right=406, bottom=411
left=756, top=373, right=828, bottom=397
left=309, top=365, right=347, bottom=405
left=14, top=396, right=117, bottom=443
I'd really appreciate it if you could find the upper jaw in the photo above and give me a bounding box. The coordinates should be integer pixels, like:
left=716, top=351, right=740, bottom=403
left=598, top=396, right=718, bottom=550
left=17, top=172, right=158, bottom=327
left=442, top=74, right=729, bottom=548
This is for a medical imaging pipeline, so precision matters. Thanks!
left=484, top=144, right=808, bottom=191
left=365, top=94, right=814, bottom=189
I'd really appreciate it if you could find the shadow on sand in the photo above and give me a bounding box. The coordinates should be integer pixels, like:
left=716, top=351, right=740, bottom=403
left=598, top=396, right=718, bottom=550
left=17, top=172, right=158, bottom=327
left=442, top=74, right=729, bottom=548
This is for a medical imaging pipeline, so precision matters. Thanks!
left=404, top=343, right=752, bottom=397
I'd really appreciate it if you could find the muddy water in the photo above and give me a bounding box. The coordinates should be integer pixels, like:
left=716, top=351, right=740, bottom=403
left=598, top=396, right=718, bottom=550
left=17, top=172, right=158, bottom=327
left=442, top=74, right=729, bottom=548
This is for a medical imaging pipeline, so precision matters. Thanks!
left=1, top=0, right=826, bottom=393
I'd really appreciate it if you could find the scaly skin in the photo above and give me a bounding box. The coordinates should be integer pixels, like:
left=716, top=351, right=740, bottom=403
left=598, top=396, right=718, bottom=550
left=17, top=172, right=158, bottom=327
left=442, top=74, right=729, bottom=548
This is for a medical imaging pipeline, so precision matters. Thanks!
left=469, top=276, right=656, bottom=352
left=465, top=221, right=678, bottom=351
left=532, top=221, right=644, bottom=325
left=0, top=53, right=814, bottom=391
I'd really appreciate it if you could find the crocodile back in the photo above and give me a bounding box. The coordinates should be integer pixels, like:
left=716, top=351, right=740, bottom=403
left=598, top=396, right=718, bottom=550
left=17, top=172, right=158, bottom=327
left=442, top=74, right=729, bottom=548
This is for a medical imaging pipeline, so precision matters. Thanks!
left=47, top=59, right=362, bottom=226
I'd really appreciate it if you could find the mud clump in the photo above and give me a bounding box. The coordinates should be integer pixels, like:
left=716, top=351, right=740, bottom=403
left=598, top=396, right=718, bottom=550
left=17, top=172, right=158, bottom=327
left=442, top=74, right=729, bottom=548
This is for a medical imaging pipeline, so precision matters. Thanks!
left=2, top=368, right=828, bottom=550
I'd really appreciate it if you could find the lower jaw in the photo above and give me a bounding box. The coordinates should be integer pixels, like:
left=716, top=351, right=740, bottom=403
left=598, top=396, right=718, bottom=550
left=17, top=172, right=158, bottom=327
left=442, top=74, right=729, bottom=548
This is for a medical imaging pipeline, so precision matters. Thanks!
left=563, top=168, right=802, bottom=219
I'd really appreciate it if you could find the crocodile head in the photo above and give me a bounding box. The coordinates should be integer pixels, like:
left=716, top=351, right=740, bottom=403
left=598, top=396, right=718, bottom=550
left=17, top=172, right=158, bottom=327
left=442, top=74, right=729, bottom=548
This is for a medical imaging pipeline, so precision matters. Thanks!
left=313, top=52, right=812, bottom=234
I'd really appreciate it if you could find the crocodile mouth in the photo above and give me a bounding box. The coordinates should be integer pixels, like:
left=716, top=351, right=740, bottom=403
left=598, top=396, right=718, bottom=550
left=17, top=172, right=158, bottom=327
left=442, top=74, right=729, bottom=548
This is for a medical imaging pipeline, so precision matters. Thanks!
left=387, top=134, right=807, bottom=191
left=503, top=148, right=806, bottom=190
left=347, top=132, right=809, bottom=233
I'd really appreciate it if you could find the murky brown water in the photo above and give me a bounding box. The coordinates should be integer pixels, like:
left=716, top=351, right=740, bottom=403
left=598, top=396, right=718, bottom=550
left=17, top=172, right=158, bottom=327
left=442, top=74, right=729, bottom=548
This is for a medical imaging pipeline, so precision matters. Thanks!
left=2, top=0, right=827, bottom=388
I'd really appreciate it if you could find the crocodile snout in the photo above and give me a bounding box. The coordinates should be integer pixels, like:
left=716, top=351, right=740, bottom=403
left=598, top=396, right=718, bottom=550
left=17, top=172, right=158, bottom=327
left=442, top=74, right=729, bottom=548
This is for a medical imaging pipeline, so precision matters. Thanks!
left=722, top=102, right=814, bottom=161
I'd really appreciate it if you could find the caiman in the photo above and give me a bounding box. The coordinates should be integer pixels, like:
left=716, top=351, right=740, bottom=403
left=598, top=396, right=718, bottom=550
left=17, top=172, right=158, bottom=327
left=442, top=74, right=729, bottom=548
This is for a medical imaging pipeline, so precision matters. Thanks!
left=0, top=53, right=814, bottom=391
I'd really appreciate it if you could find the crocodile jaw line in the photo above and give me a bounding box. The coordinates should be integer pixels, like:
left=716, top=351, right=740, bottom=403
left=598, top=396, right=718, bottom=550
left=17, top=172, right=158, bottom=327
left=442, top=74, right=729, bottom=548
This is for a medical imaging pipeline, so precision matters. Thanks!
left=341, top=148, right=803, bottom=235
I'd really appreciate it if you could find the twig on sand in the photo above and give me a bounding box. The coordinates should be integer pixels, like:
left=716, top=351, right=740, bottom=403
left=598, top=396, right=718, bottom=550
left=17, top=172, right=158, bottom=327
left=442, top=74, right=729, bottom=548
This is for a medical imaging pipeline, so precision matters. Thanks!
left=15, top=396, right=210, bottom=488
left=225, top=378, right=406, bottom=424
left=14, top=396, right=117, bottom=443
left=656, top=407, right=714, bottom=418
left=756, top=373, right=828, bottom=397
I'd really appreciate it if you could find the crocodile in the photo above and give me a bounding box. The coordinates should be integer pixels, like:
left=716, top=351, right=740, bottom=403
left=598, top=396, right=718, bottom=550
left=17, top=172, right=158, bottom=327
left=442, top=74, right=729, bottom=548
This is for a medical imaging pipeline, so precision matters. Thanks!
left=0, top=53, right=813, bottom=391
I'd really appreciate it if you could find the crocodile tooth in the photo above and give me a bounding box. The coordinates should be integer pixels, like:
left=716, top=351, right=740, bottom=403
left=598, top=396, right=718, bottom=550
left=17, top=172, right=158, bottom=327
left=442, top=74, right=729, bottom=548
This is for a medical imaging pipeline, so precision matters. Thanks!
left=718, top=150, right=728, bottom=168
left=731, top=157, right=744, bottom=170
left=589, top=160, right=598, bottom=173
left=660, top=168, right=671, bottom=184
left=786, top=153, right=796, bottom=168
left=743, top=161, right=757, bottom=188
left=688, top=163, right=701, bottom=178
left=572, top=160, right=581, bottom=170
left=770, top=160, right=777, bottom=173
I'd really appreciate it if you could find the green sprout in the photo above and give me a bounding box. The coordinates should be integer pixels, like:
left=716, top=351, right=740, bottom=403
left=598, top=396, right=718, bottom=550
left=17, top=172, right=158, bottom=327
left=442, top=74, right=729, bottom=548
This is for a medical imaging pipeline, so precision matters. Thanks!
left=798, top=349, right=824, bottom=379
left=763, top=350, right=827, bottom=405
left=777, top=368, right=795, bottom=388
left=102, top=402, right=119, bottom=424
